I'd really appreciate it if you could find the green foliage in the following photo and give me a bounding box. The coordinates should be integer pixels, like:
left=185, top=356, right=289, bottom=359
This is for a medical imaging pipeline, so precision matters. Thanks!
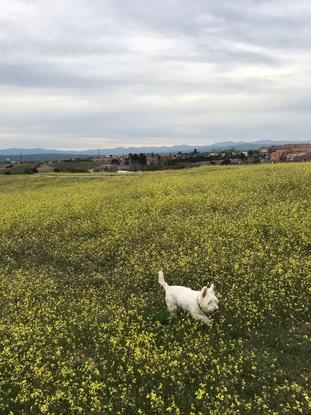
left=0, top=164, right=38, bottom=175
left=51, top=161, right=97, bottom=173
left=0, top=164, right=310, bottom=414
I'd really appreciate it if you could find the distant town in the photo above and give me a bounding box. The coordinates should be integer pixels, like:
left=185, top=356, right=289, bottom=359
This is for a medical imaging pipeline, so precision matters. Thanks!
left=1, top=143, right=311, bottom=175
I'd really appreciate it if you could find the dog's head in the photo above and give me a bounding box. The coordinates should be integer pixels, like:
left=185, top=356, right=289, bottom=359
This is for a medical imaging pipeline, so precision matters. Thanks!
left=199, top=284, right=219, bottom=314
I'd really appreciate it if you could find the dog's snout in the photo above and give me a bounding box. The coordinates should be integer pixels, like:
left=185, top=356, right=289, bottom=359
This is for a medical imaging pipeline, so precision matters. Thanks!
left=210, top=305, right=219, bottom=314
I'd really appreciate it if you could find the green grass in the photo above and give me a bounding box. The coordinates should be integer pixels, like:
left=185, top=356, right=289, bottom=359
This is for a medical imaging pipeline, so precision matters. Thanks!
left=0, top=164, right=310, bottom=414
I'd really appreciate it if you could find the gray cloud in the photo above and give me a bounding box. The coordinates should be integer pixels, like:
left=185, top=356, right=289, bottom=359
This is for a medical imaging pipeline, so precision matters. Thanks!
left=0, top=0, right=310, bottom=149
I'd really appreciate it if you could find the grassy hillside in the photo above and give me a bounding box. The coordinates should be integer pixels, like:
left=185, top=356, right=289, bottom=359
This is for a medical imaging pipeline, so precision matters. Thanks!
left=0, top=164, right=310, bottom=415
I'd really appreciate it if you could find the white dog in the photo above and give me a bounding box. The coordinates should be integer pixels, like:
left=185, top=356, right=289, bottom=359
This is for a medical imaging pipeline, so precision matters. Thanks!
left=158, top=271, right=219, bottom=326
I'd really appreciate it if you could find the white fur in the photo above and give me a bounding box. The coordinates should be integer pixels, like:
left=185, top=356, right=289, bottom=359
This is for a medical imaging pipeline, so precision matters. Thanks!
left=158, top=270, right=219, bottom=326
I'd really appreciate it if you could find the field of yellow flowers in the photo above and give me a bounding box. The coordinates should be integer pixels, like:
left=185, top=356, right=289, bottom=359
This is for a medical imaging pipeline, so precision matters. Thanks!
left=0, top=163, right=310, bottom=414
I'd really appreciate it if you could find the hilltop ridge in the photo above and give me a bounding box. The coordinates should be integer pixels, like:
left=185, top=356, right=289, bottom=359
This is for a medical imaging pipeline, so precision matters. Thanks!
left=1, top=139, right=310, bottom=160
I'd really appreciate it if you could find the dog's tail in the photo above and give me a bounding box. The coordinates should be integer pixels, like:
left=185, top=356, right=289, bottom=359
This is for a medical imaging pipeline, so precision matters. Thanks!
left=158, top=270, right=168, bottom=289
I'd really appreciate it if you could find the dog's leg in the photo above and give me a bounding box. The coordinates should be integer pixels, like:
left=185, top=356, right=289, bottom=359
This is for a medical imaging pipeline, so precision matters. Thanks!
left=191, top=312, right=212, bottom=327
left=166, top=298, right=177, bottom=318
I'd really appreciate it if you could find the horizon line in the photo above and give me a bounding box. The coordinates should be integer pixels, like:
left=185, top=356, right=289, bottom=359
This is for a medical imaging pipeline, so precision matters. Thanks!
left=1, top=138, right=310, bottom=153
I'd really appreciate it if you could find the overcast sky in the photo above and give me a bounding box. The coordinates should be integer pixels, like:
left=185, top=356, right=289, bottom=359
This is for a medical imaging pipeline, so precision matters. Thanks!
left=0, top=0, right=310, bottom=149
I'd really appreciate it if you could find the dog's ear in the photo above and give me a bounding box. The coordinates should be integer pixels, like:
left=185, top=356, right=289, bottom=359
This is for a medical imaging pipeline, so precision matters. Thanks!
left=201, top=286, right=208, bottom=297
left=209, top=284, right=215, bottom=291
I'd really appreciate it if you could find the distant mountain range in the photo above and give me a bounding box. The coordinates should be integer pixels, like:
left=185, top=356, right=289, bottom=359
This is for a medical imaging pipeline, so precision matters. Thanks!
left=0, top=140, right=310, bottom=161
